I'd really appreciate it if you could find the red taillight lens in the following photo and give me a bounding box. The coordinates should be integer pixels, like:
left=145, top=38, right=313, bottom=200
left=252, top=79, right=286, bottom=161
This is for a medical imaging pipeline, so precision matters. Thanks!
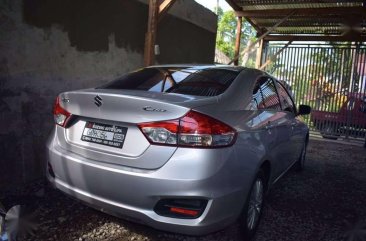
left=138, top=120, right=179, bottom=145
left=138, top=110, right=236, bottom=148
left=178, top=111, right=236, bottom=147
left=53, top=96, right=71, bottom=127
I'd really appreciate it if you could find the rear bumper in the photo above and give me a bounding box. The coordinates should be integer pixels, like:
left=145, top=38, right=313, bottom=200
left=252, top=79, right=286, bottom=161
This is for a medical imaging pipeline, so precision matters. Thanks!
left=46, top=130, right=256, bottom=235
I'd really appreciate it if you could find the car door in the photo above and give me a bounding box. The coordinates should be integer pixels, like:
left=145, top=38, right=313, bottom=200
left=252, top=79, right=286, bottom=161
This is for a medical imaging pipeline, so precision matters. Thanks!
left=275, top=80, right=303, bottom=164
left=252, top=77, right=293, bottom=178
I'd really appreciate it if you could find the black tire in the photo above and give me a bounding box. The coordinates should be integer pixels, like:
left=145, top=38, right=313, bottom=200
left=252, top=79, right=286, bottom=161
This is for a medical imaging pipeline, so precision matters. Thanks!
left=239, top=170, right=266, bottom=241
left=320, top=123, right=338, bottom=140
left=294, top=141, right=307, bottom=172
left=322, top=135, right=338, bottom=140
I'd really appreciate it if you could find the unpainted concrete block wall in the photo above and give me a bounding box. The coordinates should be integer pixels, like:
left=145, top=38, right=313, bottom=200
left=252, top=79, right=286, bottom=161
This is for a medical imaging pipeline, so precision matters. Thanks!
left=0, top=0, right=217, bottom=188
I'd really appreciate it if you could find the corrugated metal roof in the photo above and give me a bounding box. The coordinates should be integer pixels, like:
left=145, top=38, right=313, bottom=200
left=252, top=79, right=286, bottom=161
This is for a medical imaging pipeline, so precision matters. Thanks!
left=235, top=0, right=363, bottom=10
left=228, top=0, right=366, bottom=41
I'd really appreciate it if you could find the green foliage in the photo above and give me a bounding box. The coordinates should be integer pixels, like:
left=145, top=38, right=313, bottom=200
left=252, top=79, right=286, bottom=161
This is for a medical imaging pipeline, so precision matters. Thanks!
left=215, top=7, right=256, bottom=64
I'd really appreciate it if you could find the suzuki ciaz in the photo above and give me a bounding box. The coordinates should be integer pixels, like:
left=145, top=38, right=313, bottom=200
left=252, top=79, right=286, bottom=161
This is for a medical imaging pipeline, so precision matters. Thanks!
left=47, top=65, right=310, bottom=240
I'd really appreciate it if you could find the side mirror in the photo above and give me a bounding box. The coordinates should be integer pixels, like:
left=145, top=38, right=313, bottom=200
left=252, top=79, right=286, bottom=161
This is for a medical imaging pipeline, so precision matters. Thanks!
left=298, top=104, right=311, bottom=115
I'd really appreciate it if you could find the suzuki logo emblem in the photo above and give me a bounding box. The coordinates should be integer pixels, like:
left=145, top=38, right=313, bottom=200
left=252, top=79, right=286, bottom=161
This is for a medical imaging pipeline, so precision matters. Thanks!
left=94, top=95, right=103, bottom=107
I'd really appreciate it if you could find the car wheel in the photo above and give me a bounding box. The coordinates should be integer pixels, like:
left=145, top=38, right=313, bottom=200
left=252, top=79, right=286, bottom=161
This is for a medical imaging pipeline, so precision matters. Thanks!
left=239, top=170, right=265, bottom=241
left=295, top=141, right=307, bottom=172
left=321, top=123, right=338, bottom=140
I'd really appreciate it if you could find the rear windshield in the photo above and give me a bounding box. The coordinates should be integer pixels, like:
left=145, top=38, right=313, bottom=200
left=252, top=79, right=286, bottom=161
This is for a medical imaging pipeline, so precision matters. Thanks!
left=99, top=67, right=239, bottom=96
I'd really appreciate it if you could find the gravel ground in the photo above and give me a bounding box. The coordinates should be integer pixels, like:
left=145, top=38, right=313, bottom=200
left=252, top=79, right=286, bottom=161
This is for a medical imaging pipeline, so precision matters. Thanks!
left=1, top=139, right=366, bottom=241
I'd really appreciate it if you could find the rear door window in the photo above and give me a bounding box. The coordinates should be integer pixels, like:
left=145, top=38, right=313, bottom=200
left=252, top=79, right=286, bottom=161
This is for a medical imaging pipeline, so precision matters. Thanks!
left=276, top=81, right=296, bottom=113
left=252, top=77, right=282, bottom=110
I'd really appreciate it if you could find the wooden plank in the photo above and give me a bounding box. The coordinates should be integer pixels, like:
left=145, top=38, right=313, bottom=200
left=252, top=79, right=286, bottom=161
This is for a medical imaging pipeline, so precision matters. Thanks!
left=144, top=0, right=159, bottom=66
left=225, top=0, right=241, bottom=11
left=158, top=0, right=176, bottom=22
left=244, top=17, right=262, bottom=33
left=255, top=39, right=265, bottom=69
left=233, top=17, right=243, bottom=66
left=225, top=0, right=262, bottom=32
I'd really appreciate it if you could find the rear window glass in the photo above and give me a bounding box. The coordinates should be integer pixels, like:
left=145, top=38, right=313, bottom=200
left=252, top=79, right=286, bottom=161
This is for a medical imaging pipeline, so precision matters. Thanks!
left=99, top=67, right=239, bottom=97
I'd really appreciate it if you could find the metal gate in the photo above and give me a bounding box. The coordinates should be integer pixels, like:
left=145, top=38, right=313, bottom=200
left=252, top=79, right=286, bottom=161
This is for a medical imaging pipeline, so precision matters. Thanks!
left=262, top=43, right=366, bottom=140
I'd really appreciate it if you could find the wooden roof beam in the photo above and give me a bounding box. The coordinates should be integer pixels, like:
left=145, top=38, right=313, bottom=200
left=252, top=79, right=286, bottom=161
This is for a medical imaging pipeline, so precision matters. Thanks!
left=225, top=0, right=241, bottom=11
left=158, top=0, right=177, bottom=22
left=235, top=7, right=366, bottom=18
left=229, top=10, right=296, bottom=65
left=225, top=0, right=262, bottom=32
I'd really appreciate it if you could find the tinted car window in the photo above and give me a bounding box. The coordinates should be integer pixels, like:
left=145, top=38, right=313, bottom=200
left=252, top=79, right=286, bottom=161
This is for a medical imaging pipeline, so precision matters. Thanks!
left=276, top=81, right=295, bottom=113
left=167, top=69, right=238, bottom=96
left=252, top=81, right=265, bottom=109
left=101, top=68, right=165, bottom=91
left=253, top=77, right=281, bottom=110
left=100, top=68, right=239, bottom=97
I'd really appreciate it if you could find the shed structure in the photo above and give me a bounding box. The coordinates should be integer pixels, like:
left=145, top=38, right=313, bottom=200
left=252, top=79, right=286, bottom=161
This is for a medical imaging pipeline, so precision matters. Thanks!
left=224, top=0, right=366, bottom=141
left=224, top=0, right=366, bottom=66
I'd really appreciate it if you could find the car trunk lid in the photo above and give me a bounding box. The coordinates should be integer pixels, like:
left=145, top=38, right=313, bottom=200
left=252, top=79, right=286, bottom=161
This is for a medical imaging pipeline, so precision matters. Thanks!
left=55, top=89, right=215, bottom=169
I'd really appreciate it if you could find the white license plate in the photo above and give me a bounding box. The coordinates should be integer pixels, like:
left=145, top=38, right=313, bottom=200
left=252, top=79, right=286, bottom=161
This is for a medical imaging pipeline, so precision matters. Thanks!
left=81, top=122, right=127, bottom=149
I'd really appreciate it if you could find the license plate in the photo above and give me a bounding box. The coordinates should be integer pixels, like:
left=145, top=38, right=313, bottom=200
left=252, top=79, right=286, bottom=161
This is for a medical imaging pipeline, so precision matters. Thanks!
left=81, top=122, right=127, bottom=149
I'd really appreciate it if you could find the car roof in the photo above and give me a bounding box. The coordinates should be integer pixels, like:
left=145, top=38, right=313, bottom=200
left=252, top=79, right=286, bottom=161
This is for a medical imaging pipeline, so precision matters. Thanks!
left=148, top=64, right=246, bottom=72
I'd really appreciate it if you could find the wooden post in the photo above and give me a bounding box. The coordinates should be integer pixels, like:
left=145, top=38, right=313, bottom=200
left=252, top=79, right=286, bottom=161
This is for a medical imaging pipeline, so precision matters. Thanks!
left=255, top=39, right=264, bottom=68
left=234, top=17, right=242, bottom=66
left=144, top=0, right=159, bottom=66
left=144, top=0, right=176, bottom=66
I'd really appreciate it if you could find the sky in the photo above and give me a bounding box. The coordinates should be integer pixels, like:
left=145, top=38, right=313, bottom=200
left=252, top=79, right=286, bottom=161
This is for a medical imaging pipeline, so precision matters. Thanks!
left=194, top=0, right=232, bottom=13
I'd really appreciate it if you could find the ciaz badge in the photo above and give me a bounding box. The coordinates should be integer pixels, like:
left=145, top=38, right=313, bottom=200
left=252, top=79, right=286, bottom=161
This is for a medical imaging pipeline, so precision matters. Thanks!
left=143, top=106, right=167, bottom=112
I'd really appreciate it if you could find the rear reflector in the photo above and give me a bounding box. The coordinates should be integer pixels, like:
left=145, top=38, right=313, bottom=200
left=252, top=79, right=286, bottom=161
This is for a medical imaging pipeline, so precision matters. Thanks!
left=138, top=110, right=236, bottom=148
left=170, top=207, right=198, bottom=217
left=53, top=96, right=71, bottom=127
left=154, top=199, right=207, bottom=219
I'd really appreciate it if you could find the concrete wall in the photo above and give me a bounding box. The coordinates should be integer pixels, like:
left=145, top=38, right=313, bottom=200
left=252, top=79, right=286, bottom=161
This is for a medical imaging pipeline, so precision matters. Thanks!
left=0, top=0, right=217, bottom=188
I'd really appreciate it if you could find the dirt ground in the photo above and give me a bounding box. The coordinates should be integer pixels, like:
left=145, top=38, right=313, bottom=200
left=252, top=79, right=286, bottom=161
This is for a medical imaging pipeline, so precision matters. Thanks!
left=1, top=139, right=366, bottom=241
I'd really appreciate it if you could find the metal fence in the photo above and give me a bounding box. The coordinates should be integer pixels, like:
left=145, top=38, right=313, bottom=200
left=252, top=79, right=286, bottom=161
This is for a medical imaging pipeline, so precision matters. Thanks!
left=262, top=43, right=366, bottom=141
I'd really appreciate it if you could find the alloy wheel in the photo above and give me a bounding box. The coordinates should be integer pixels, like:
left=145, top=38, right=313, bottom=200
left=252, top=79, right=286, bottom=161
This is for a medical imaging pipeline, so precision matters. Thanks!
left=246, top=178, right=264, bottom=230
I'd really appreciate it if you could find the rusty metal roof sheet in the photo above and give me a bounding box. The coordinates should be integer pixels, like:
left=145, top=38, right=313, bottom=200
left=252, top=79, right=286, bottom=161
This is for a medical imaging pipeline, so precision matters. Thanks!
left=227, top=0, right=366, bottom=41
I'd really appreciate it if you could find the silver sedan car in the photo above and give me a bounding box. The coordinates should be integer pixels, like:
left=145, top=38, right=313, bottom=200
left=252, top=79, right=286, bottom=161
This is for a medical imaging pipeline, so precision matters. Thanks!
left=47, top=65, right=310, bottom=240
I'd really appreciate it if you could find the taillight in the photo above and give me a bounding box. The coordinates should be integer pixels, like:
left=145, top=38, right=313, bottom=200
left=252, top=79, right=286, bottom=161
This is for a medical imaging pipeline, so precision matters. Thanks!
left=138, top=110, right=236, bottom=148
left=53, top=96, right=71, bottom=127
